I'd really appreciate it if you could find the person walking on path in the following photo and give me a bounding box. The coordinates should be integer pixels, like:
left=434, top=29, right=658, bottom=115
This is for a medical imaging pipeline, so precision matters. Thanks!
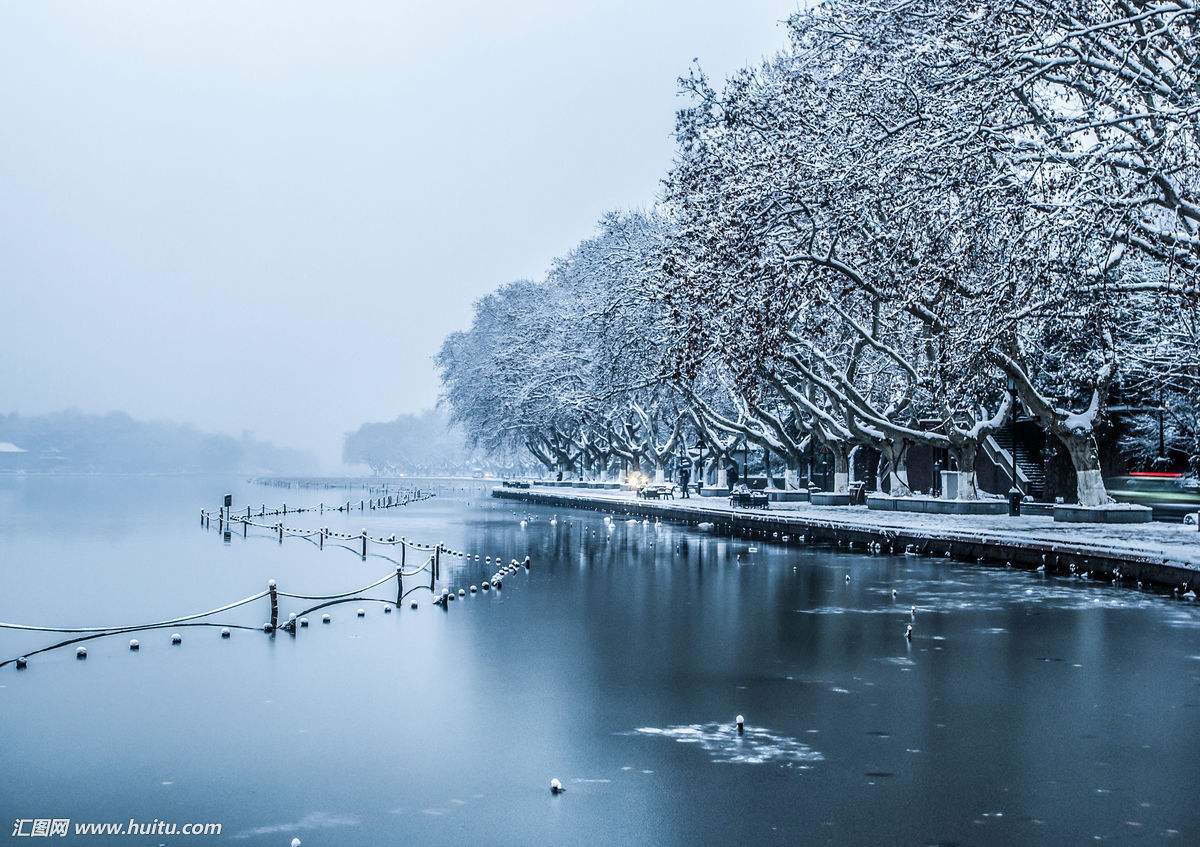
left=678, top=464, right=691, bottom=498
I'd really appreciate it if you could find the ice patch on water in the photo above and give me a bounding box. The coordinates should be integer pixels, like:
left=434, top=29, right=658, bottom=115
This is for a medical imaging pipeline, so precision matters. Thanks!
left=572, top=778, right=612, bottom=784
left=630, top=723, right=823, bottom=765
left=880, top=656, right=915, bottom=667
left=233, top=812, right=360, bottom=839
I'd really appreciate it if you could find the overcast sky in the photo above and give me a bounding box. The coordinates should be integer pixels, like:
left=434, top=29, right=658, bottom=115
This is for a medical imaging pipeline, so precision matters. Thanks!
left=0, top=1, right=799, bottom=467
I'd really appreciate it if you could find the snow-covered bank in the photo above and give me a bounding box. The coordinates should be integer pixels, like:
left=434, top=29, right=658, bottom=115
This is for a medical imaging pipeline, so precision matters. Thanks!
left=493, top=486, right=1200, bottom=589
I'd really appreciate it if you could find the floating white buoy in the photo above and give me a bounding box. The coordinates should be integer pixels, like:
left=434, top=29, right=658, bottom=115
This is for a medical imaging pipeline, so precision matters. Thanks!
left=262, top=622, right=274, bottom=632
left=291, top=838, right=302, bottom=847
left=299, top=618, right=308, bottom=628
left=494, top=578, right=502, bottom=589
left=550, top=778, right=564, bottom=794
left=76, top=646, right=87, bottom=659
left=171, top=633, right=182, bottom=644
left=910, top=606, right=917, bottom=619
left=322, top=614, right=331, bottom=624
left=458, top=589, right=465, bottom=597
left=129, top=639, right=139, bottom=650
left=905, top=624, right=913, bottom=639
left=470, top=585, right=477, bottom=593
left=845, top=574, right=851, bottom=583
left=736, top=714, right=745, bottom=733
left=891, top=589, right=897, bottom=598
left=15, top=656, right=27, bottom=669
left=384, top=605, right=392, bottom=613
left=357, top=608, right=365, bottom=617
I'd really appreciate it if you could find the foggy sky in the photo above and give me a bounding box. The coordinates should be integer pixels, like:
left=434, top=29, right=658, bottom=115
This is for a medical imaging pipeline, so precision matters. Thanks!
left=0, top=1, right=799, bottom=467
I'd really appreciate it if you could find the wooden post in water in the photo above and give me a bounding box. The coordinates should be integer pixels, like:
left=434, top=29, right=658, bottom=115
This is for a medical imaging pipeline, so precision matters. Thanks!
left=268, top=580, right=278, bottom=630
left=400, top=540, right=406, bottom=569
left=396, top=567, right=403, bottom=606
left=435, top=544, right=442, bottom=582
left=361, top=529, right=368, bottom=560
left=319, top=527, right=324, bottom=549
left=278, top=523, right=283, bottom=543
left=283, top=503, right=287, bottom=516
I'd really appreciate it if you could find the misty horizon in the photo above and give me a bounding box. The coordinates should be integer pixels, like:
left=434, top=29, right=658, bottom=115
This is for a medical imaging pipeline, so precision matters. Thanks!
left=0, top=1, right=799, bottom=466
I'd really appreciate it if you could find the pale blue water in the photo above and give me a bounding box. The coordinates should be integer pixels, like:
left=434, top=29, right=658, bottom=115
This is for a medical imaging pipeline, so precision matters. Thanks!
left=1, top=475, right=1199, bottom=845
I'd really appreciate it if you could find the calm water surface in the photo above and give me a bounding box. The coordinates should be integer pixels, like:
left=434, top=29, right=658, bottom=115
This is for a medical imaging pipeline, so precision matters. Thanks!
left=2, top=475, right=1199, bottom=846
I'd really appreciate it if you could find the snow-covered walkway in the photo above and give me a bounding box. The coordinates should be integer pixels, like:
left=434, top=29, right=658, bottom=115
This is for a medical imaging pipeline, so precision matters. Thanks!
left=493, top=486, right=1200, bottom=580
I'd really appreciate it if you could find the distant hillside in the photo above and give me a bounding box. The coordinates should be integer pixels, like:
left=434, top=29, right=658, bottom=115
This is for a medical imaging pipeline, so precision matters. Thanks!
left=0, top=410, right=315, bottom=474
left=342, top=408, right=535, bottom=476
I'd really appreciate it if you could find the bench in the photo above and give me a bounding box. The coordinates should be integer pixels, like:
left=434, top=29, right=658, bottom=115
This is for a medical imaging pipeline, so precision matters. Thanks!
left=638, top=484, right=676, bottom=500
left=730, top=491, right=769, bottom=509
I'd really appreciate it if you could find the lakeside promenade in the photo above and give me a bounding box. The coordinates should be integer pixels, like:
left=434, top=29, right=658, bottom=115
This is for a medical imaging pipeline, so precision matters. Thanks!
left=492, top=485, right=1200, bottom=591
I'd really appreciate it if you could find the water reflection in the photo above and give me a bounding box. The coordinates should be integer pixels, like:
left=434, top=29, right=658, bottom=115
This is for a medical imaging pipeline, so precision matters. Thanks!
left=2, top=476, right=1199, bottom=846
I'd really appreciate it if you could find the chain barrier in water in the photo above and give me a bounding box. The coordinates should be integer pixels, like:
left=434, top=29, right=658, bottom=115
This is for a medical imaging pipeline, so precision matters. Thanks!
left=2, top=490, right=534, bottom=669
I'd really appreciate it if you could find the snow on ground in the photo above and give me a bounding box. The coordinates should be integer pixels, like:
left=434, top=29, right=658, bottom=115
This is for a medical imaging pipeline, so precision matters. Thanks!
left=506, top=486, right=1200, bottom=572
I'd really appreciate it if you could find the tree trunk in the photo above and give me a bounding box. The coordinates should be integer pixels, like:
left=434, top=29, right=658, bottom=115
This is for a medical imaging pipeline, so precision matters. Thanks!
left=950, top=442, right=981, bottom=500
left=761, top=448, right=776, bottom=489
left=654, top=461, right=665, bottom=483
left=880, top=439, right=911, bottom=496
left=784, top=464, right=801, bottom=490
left=716, top=464, right=728, bottom=490
left=831, top=445, right=850, bottom=493
left=1057, top=429, right=1113, bottom=507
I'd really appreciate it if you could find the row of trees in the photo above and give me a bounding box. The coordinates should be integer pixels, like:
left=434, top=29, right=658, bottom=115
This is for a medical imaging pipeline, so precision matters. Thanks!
left=439, top=0, right=1200, bottom=506
left=342, top=408, right=538, bottom=476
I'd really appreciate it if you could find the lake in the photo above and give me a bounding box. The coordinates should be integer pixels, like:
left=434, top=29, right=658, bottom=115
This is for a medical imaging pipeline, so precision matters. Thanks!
left=2, top=475, right=1199, bottom=845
